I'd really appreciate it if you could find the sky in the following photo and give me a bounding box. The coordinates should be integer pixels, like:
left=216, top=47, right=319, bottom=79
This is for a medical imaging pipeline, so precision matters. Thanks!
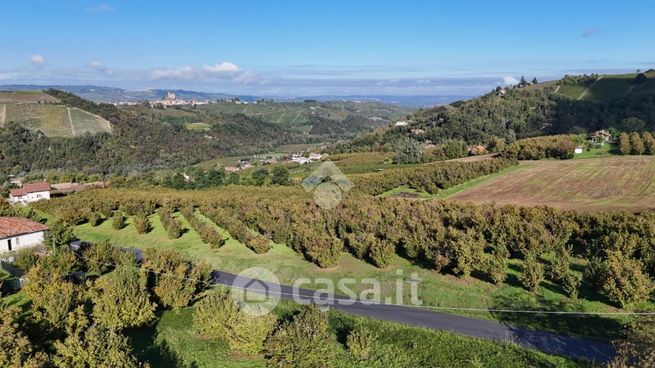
left=1, top=0, right=654, bottom=97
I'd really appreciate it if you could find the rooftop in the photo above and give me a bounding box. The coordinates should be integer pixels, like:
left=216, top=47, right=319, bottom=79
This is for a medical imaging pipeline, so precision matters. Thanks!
left=0, top=217, right=48, bottom=238
left=9, top=182, right=51, bottom=197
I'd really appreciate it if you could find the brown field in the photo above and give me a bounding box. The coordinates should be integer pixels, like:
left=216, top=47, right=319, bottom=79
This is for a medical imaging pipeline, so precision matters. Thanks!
left=0, top=91, right=59, bottom=103
left=447, top=156, right=655, bottom=212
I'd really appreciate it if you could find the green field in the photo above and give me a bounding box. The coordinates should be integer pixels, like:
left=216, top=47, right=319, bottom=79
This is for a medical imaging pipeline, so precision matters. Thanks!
left=556, top=71, right=655, bottom=101
left=73, top=210, right=636, bottom=341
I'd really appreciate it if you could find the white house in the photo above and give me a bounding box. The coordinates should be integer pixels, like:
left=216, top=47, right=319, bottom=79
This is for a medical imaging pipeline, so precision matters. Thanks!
left=8, top=182, right=51, bottom=204
left=0, top=217, right=48, bottom=253
left=394, top=120, right=408, bottom=127
left=574, top=146, right=584, bottom=154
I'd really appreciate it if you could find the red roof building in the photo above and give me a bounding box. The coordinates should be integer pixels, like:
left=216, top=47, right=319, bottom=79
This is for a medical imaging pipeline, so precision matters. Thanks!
left=8, top=182, right=51, bottom=204
left=0, top=217, right=48, bottom=252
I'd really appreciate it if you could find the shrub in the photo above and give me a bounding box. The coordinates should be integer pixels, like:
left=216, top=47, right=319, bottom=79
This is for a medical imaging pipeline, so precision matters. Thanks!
left=263, top=306, right=336, bottom=368
left=193, top=291, right=276, bottom=354
left=519, top=255, right=544, bottom=292
left=13, top=248, right=39, bottom=272
left=346, top=323, right=376, bottom=360
left=133, top=213, right=150, bottom=234
left=111, top=212, right=125, bottom=230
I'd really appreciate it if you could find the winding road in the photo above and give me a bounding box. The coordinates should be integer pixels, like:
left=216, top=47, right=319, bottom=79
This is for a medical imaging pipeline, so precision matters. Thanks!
left=214, top=270, right=614, bottom=363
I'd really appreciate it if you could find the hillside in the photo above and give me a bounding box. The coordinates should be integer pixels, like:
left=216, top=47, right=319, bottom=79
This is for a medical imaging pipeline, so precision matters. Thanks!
left=0, top=91, right=111, bottom=137
left=334, top=70, right=655, bottom=152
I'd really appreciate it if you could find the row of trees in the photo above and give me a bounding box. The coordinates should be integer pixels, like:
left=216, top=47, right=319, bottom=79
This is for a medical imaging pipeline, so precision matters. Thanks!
left=34, top=182, right=655, bottom=308
left=180, top=206, right=225, bottom=248
left=618, top=131, right=655, bottom=155
left=353, top=157, right=516, bottom=195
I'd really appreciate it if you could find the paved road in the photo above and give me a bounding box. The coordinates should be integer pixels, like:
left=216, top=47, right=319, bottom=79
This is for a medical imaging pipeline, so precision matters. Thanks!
left=214, top=270, right=614, bottom=363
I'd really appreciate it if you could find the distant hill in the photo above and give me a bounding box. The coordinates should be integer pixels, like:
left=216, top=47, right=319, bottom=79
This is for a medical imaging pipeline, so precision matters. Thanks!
left=0, top=84, right=462, bottom=107
left=333, top=70, right=655, bottom=152
left=0, top=90, right=111, bottom=137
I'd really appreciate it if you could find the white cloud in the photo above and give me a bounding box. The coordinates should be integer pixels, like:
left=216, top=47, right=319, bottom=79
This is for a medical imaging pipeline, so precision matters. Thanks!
left=150, top=66, right=196, bottom=80
left=30, top=54, right=46, bottom=67
left=86, top=4, right=116, bottom=13
left=89, top=61, right=112, bottom=75
left=203, top=62, right=240, bottom=73
left=0, top=72, right=18, bottom=80
left=502, top=76, right=519, bottom=86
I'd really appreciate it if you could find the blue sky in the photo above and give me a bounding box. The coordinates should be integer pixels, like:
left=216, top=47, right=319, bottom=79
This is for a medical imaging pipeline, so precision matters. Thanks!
left=1, top=0, right=654, bottom=96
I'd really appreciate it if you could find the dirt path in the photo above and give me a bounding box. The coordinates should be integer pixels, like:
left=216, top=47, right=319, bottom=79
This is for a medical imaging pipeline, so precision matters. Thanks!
left=0, top=104, right=6, bottom=125
left=67, top=107, right=76, bottom=136
left=577, top=76, right=603, bottom=100
left=553, top=85, right=560, bottom=94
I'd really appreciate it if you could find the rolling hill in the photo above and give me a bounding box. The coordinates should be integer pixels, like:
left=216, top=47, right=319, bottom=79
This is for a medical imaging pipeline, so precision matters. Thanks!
left=334, top=70, right=655, bottom=152
left=0, top=90, right=111, bottom=137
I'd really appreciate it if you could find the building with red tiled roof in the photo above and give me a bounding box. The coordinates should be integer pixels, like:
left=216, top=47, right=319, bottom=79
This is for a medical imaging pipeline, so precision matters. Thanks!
left=8, top=182, right=51, bottom=204
left=0, top=217, right=48, bottom=252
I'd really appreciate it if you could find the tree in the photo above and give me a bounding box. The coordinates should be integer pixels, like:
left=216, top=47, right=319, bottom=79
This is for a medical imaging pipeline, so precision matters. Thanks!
left=133, top=212, right=150, bottom=234
left=600, top=253, right=654, bottom=307
left=642, top=132, right=655, bottom=155
left=251, top=167, right=270, bottom=186
left=22, top=264, right=79, bottom=329
left=531, top=77, right=538, bottom=84
left=263, top=305, right=336, bottom=367
left=608, top=317, right=655, bottom=368
left=142, top=248, right=211, bottom=309
left=393, top=138, right=423, bottom=164
left=82, top=240, right=117, bottom=274
left=13, top=248, right=39, bottom=272
left=618, top=133, right=631, bottom=155
left=635, top=72, right=648, bottom=85
left=270, top=166, right=290, bottom=185
left=112, top=211, right=125, bottom=230
left=519, top=75, right=528, bottom=86
left=630, top=132, right=645, bottom=155
left=519, top=255, right=544, bottom=292
left=91, top=265, right=156, bottom=330
left=44, top=220, right=74, bottom=250
left=53, top=307, right=143, bottom=368
left=620, top=117, right=647, bottom=132
left=549, top=244, right=572, bottom=282
left=0, top=305, right=50, bottom=367
left=193, top=291, right=276, bottom=355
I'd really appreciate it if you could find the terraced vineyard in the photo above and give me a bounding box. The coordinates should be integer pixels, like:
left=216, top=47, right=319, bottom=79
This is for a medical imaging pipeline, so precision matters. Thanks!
left=0, top=91, right=111, bottom=137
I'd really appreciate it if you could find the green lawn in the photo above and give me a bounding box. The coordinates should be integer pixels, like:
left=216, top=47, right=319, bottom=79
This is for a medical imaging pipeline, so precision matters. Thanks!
left=74, top=212, right=632, bottom=342
left=69, top=107, right=112, bottom=135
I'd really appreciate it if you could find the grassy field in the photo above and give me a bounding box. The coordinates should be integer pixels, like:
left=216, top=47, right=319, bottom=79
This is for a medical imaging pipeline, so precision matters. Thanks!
left=2, top=103, right=111, bottom=137
left=448, top=156, right=655, bottom=211
left=555, top=71, right=655, bottom=101
left=73, top=210, right=637, bottom=341
left=69, top=107, right=112, bottom=135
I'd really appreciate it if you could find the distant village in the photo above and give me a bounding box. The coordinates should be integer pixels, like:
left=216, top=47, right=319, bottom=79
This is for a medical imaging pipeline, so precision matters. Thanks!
left=222, top=152, right=324, bottom=173
left=112, top=91, right=265, bottom=107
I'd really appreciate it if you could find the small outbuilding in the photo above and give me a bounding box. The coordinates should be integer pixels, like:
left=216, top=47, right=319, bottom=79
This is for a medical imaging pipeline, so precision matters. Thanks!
left=0, top=217, right=48, bottom=253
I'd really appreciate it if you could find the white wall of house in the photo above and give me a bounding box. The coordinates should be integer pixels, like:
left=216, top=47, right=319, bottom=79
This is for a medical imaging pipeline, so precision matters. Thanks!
left=0, top=231, right=45, bottom=252
left=8, top=190, right=50, bottom=204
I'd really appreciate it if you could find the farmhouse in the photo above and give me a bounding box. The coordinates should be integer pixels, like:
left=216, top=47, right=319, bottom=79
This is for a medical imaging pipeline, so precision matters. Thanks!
left=574, top=146, right=584, bottom=154
left=8, top=182, right=51, bottom=204
left=0, top=217, right=48, bottom=253
left=394, top=120, right=409, bottom=127
left=591, top=129, right=613, bottom=144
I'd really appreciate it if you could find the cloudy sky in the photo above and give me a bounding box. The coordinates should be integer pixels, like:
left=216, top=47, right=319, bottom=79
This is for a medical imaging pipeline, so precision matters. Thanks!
left=1, top=0, right=653, bottom=96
